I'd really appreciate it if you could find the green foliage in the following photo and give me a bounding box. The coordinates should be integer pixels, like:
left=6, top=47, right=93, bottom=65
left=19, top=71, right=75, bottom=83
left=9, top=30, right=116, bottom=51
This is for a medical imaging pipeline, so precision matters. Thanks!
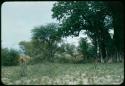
left=31, top=23, right=62, bottom=62
left=19, top=41, right=34, bottom=56
left=78, top=38, right=89, bottom=57
left=52, top=1, right=124, bottom=63
left=1, top=48, right=19, bottom=66
left=77, top=37, right=96, bottom=62
left=31, top=23, right=61, bottom=43
left=52, top=1, right=107, bottom=60
left=52, top=1, right=107, bottom=36
left=19, top=23, right=62, bottom=63
left=16, top=1, right=124, bottom=64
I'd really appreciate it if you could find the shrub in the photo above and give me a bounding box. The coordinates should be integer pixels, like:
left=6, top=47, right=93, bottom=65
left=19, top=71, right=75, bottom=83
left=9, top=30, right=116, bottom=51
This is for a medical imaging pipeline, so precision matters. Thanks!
left=1, top=48, right=19, bottom=66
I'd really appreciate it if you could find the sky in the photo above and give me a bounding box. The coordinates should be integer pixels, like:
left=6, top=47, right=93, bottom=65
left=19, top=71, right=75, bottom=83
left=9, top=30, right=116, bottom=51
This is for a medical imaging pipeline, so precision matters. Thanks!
left=1, top=1, right=88, bottom=50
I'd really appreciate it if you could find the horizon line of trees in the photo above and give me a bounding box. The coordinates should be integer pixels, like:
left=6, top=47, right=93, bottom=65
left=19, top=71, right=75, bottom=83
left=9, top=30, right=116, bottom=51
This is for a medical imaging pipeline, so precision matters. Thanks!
left=1, top=1, right=124, bottom=66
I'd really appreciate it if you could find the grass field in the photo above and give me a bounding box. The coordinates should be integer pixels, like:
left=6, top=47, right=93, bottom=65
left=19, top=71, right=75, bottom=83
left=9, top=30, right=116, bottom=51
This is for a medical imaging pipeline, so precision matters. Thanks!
left=1, top=63, right=124, bottom=85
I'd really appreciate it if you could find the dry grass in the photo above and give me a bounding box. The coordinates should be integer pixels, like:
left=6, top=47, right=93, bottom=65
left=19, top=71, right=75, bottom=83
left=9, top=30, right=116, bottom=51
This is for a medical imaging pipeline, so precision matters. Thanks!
left=1, top=63, right=124, bottom=85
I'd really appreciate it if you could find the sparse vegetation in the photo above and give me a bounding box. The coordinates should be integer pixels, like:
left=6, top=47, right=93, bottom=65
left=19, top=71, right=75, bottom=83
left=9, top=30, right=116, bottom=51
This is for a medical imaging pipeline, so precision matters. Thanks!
left=1, top=63, right=124, bottom=85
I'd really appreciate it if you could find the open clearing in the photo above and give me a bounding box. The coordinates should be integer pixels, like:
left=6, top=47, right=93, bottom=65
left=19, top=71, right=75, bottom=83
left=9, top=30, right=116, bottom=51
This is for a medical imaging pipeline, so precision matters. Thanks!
left=1, top=63, right=124, bottom=85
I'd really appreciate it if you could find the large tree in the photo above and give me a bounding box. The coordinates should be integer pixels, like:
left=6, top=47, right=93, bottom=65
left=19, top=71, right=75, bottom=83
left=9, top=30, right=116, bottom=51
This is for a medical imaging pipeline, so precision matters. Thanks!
left=52, top=1, right=115, bottom=63
left=104, top=1, right=124, bottom=62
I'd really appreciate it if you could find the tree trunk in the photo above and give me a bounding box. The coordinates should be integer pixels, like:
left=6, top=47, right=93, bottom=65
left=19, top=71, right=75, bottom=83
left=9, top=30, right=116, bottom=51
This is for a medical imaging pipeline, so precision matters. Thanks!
left=99, top=46, right=104, bottom=63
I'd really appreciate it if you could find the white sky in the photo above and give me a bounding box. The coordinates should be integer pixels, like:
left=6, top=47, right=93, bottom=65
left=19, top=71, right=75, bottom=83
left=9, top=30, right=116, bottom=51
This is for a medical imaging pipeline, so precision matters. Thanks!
left=1, top=1, right=88, bottom=50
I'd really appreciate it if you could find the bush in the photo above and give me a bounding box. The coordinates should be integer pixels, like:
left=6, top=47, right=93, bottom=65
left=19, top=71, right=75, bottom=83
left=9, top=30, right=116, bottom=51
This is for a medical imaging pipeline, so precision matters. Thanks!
left=1, top=48, right=20, bottom=66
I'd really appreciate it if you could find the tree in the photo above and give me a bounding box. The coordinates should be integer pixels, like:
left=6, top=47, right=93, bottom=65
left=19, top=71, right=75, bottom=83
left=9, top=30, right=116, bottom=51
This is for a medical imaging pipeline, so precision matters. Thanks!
left=78, top=38, right=88, bottom=59
left=19, top=41, right=34, bottom=56
left=52, top=1, right=123, bottom=63
left=104, top=1, right=124, bottom=62
left=77, top=37, right=96, bottom=62
left=52, top=1, right=109, bottom=62
left=2, top=48, right=19, bottom=66
left=31, top=23, right=62, bottom=62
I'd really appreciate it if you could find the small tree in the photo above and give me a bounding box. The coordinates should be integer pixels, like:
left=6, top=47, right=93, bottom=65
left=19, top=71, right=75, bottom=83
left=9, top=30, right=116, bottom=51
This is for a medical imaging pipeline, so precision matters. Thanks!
left=31, top=23, right=62, bottom=62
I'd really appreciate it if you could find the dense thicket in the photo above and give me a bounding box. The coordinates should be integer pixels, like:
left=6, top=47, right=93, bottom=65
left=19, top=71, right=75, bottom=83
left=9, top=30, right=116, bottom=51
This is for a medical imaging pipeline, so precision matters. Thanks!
left=1, top=48, right=19, bottom=66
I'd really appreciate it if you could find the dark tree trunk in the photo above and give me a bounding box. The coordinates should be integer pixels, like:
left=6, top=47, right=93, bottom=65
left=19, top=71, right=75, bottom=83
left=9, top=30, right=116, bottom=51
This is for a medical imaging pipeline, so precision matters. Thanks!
left=105, top=1, right=124, bottom=63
